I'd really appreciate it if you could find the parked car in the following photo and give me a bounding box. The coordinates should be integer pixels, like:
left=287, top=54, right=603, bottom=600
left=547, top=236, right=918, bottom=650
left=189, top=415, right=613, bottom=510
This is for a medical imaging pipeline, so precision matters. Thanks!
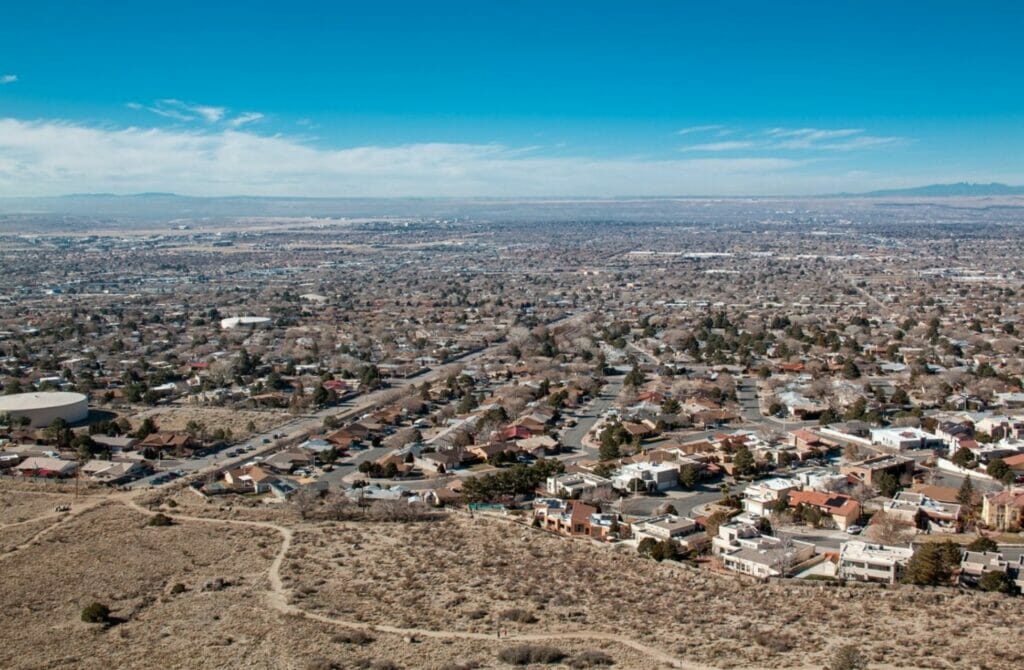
left=846, top=525, right=863, bottom=535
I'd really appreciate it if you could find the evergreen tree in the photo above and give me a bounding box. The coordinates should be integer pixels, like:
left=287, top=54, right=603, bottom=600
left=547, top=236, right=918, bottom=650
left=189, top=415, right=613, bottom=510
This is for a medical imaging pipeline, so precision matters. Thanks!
left=732, top=445, right=755, bottom=476
left=902, top=542, right=959, bottom=586
left=957, top=476, right=975, bottom=506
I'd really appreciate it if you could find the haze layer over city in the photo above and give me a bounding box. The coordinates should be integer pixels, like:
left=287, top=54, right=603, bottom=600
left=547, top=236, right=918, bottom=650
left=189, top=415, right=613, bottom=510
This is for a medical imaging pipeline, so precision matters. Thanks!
left=1, top=3, right=1023, bottom=670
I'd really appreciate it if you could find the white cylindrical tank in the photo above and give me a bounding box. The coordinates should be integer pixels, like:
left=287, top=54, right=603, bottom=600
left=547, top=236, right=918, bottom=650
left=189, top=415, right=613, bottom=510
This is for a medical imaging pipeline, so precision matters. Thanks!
left=0, top=391, right=89, bottom=428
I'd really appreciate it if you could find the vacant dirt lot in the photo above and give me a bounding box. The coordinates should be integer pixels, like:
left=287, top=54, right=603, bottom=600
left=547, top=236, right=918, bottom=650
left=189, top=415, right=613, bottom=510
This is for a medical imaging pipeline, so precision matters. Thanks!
left=131, top=405, right=291, bottom=440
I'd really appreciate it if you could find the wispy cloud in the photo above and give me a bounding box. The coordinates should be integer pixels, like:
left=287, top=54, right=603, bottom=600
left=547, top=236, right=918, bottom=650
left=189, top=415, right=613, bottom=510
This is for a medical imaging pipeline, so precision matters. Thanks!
left=767, top=127, right=862, bottom=140
left=0, top=74, right=17, bottom=84
left=676, top=124, right=725, bottom=136
left=0, top=117, right=824, bottom=197
left=680, top=126, right=906, bottom=153
left=680, top=141, right=755, bottom=152
left=128, top=98, right=228, bottom=123
left=159, top=99, right=225, bottom=123
left=227, top=112, right=264, bottom=128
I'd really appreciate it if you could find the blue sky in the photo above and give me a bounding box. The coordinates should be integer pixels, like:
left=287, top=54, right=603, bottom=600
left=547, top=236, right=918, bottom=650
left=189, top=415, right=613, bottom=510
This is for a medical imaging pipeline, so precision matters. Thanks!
left=0, top=1, right=1022, bottom=196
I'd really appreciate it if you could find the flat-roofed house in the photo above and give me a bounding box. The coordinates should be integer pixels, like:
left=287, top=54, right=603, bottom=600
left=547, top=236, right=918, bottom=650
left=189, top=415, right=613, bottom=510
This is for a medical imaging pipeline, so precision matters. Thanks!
left=839, top=541, right=914, bottom=584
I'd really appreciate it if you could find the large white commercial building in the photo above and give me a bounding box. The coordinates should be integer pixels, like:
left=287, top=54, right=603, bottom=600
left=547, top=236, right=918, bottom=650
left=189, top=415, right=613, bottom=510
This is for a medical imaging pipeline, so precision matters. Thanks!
left=0, top=391, right=89, bottom=428
left=220, top=316, right=272, bottom=330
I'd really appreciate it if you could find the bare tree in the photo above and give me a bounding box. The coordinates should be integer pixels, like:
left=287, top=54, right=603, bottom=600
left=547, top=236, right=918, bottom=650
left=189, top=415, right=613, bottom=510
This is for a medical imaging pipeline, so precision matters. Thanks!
left=866, top=510, right=914, bottom=545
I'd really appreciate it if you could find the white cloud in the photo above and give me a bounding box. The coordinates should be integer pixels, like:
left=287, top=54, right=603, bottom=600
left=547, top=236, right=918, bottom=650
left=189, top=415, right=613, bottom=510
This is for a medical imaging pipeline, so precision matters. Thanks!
left=764, top=127, right=905, bottom=151
left=157, top=99, right=226, bottom=123
left=767, top=127, right=863, bottom=140
left=128, top=98, right=228, bottom=123
left=678, top=126, right=906, bottom=153
left=144, top=105, right=196, bottom=122
left=227, top=112, right=265, bottom=128
left=0, top=117, right=825, bottom=197
left=676, top=124, right=725, bottom=135
left=0, top=74, right=17, bottom=84
left=681, top=141, right=755, bottom=152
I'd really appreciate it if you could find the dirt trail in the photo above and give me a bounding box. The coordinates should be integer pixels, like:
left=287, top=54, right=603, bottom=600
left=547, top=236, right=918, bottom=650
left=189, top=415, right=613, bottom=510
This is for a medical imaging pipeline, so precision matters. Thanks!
left=0, top=497, right=109, bottom=559
left=118, top=499, right=702, bottom=669
left=5, top=490, right=816, bottom=670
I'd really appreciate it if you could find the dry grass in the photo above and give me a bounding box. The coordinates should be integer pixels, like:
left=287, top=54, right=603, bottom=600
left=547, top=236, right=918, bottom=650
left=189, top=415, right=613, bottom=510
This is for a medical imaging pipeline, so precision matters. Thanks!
left=131, top=405, right=290, bottom=439
left=290, top=513, right=1023, bottom=670
left=1, top=487, right=77, bottom=520
left=3, top=483, right=1021, bottom=670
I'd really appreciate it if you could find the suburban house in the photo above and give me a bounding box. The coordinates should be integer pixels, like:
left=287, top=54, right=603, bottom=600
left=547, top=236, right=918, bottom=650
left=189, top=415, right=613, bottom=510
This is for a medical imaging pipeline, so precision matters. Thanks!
left=789, top=428, right=831, bottom=456
left=533, top=498, right=617, bottom=540
left=416, top=448, right=465, bottom=474
left=962, top=553, right=1024, bottom=591
left=712, top=522, right=815, bottom=578
left=838, top=541, right=914, bottom=584
left=262, top=449, right=313, bottom=474
left=138, top=432, right=197, bottom=457
left=611, top=462, right=678, bottom=492
left=15, top=456, right=79, bottom=478
left=89, top=434, right=139, bottom=453
left=975, top=416, right=1024, bottom=440
left=911, top=482, right=981, bottom=508
left=883, top=491, right=963, bottom=533
left=632, top=514, right=708, bottom=553
left=514, top=415, right=549, bottom=435
left=1003, top=452, right=1024, bottom=475
left=222, top=465, right=278, bottom=493
left=80, top=459, right=147, bottom=484
left=870, top=427, right=946, bottom=451
left=787, top=490, right=861, bottom=530
left=545, top=472, right=614, bottom=499
left=741, top=477, right=801, bottom=517
left=841, top=454, right=915, bottom=487
left=515, top=434, right=560, bottom=457
left=959, top=551, right=1011, bottom=586
left=981, top=489, right=1024, bottom=531
left=935, top=421, right=975, bottom=446
left=468, top=442, right=518, bottom=462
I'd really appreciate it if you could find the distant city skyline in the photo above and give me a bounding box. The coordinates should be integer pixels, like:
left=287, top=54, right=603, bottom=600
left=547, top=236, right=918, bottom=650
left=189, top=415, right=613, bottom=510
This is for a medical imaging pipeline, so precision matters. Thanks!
left=1, top=1, right=1022, bottom=197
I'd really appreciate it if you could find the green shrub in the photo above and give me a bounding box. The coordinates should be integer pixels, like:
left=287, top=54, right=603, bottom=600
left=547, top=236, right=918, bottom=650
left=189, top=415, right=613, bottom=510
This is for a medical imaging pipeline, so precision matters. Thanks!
left=81, top=602, right=110, bottom=624
left=332, top=629, right=375, bottom=645
left=569, top=650, right=614, bottom=668
left=497, top=645, right=566, bottom=666
left=148, top=513, right=174, bottom=527
left=827, top=645, right=867, bottom=670
left=499, top=608, right=538, bottom=624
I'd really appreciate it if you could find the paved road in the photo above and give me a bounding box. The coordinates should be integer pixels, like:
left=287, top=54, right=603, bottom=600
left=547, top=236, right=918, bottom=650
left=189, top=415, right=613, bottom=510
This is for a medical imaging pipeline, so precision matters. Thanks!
left=558, top=373, right=625, bottom=460
left=735, top=377, right=762, bottom=422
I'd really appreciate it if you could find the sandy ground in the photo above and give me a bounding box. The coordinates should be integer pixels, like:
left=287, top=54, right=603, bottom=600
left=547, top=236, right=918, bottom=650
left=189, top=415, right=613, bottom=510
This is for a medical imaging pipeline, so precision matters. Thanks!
left=1, top=483, right=1021, bottom=670
left=131, top=405, right=292, bottom=440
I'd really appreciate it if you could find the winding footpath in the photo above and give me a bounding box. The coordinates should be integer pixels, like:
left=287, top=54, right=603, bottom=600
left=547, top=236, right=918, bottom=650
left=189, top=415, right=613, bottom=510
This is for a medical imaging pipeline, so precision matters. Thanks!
left=116, top=499, right=692, bottom=669
left=1, top=488, right=832, bottom=669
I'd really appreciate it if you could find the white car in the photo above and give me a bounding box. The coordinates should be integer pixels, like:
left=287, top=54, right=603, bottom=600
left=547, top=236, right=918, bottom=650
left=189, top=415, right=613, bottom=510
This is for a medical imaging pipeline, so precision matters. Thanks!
left=846, top=525, right=863, bottom=535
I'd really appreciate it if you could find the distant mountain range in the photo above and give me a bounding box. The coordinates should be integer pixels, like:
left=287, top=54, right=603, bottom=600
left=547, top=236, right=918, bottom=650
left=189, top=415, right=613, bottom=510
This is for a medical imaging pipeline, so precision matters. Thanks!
left=849, top=182, right=1024, bottom=197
